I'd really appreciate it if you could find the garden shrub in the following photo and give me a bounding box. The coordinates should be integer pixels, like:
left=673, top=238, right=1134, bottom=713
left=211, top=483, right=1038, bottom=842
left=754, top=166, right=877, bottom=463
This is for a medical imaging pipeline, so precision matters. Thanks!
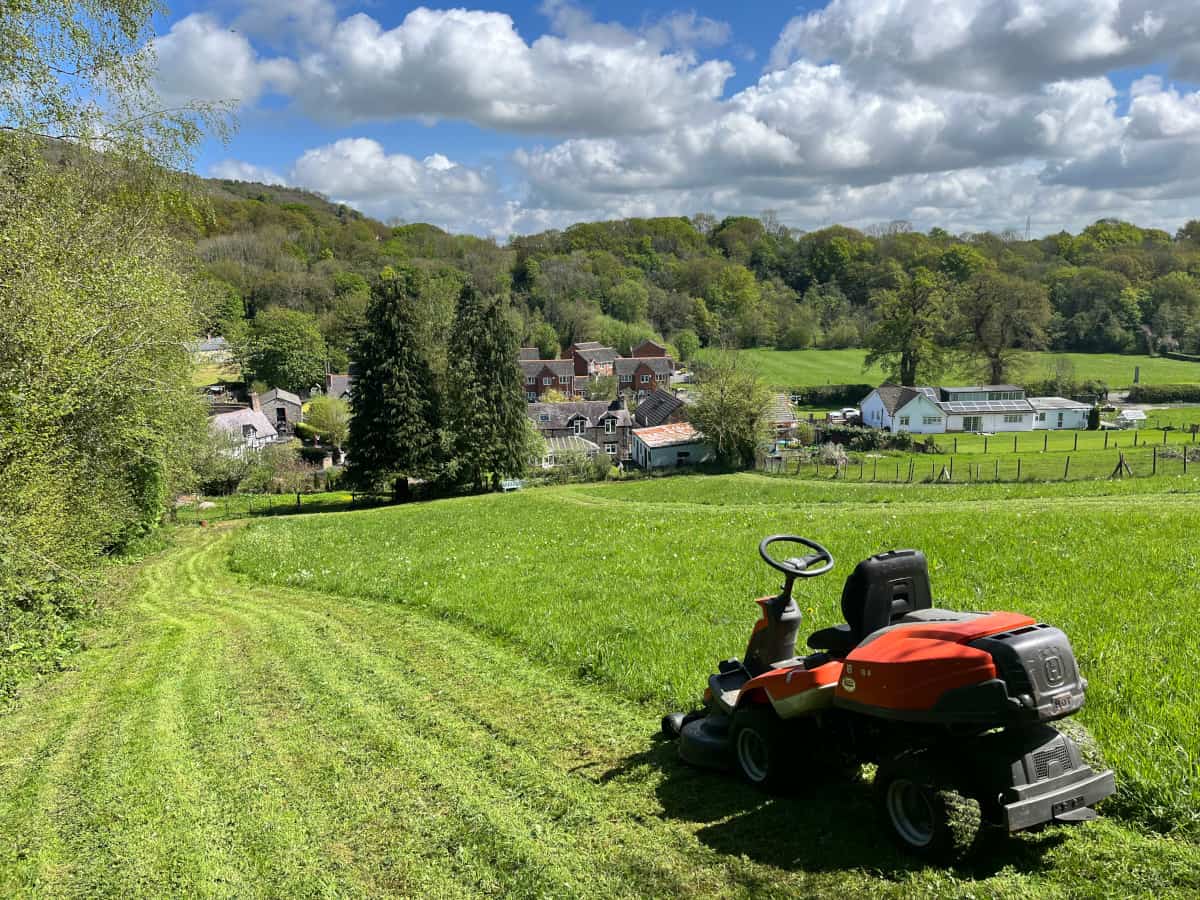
left=1126, top=384, right=1200, bottom=403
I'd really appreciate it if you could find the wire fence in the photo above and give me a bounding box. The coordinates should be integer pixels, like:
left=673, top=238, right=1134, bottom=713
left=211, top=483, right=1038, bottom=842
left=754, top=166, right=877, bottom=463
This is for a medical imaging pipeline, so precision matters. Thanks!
left=172, top=491, right=357, bottom=525
left=764, top=442, right=1200, bottom=484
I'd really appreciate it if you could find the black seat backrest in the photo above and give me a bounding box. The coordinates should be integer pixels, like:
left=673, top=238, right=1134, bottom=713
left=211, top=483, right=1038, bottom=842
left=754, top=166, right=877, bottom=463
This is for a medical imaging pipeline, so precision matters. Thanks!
left=840, top=550, right=932, bottom=641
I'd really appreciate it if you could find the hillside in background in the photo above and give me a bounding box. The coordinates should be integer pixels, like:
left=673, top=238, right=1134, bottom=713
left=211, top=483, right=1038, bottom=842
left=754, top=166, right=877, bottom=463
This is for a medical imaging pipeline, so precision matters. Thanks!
left=188, top=178, right=1200, bottom=385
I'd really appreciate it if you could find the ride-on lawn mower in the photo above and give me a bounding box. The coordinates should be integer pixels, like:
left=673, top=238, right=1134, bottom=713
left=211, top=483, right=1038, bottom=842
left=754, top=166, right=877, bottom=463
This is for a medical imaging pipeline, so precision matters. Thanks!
left=662, top=536, right=1115, bottom=860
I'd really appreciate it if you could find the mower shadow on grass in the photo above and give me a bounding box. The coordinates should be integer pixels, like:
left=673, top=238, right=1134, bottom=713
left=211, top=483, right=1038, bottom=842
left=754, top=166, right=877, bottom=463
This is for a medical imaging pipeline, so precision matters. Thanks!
left=600, top=738, right=1068, bottom=880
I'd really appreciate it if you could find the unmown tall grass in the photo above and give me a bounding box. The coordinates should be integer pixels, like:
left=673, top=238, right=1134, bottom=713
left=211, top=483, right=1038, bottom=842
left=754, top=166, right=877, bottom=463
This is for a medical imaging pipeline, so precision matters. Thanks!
left=229, top=475, right=1200, bottom=839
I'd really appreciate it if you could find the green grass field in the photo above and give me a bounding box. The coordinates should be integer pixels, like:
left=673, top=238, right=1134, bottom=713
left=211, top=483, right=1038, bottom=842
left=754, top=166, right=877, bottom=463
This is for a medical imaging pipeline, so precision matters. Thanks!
left=3, top=477, right=1198, bottom=896
left=713, top=348, right=1200, bottom=390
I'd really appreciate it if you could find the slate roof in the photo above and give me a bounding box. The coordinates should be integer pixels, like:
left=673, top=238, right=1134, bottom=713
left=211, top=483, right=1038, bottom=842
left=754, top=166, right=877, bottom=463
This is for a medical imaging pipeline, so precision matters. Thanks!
left=526, top=399, right=632, bottom=429
left=519, top=347, right=539, bottom=360
left=633, top=422, right=702, bottom=448
left=574, top=346, right=619, bottom=364
left=941, top=384, right=1023, bottom=394
left=874, top=384, right=926, bottom=415
left=189, top=336, right=229, bottom=353
left=261, top=388, right=302, bottom=407
left=634, top=339, right=667, bottom=352
left=569, top=341, right=605, bottom=352
left=209, top=408, right=278, bottom=440
left=521, top=359, right=576, bottom=378
left=634, top=389, right=684, bottom=427
left=615, top=356, right=674, bottom=377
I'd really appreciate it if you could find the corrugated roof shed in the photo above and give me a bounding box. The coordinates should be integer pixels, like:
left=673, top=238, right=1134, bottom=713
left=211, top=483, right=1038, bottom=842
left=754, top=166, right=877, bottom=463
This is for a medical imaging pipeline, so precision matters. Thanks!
left=633, top=422, right=701, bottom=448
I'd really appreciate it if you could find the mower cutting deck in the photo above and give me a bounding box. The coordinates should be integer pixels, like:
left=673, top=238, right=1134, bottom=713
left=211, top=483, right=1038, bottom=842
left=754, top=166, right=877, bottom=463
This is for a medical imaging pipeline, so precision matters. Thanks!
left=662, top=535, right=1114, bottom=860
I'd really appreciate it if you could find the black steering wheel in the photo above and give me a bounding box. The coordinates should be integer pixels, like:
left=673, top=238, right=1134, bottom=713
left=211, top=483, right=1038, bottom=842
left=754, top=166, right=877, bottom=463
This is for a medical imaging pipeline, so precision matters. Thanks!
left=759, top=535, right=835, bottom=579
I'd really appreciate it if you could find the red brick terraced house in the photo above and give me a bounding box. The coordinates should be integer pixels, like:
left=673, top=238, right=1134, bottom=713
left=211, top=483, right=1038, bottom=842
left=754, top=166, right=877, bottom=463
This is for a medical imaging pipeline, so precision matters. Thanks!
left=520, top=359, right=578, bottom=401
left=631, top=338, right=668, bottom=358
left=615, top=356, right=674, bottom=400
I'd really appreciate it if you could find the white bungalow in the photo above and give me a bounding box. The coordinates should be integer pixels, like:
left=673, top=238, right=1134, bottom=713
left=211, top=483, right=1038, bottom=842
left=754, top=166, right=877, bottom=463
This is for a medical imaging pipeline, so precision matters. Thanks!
left=1030, top=397, right=1092, bottom=430
left=858, top=385, right=947, bottom=434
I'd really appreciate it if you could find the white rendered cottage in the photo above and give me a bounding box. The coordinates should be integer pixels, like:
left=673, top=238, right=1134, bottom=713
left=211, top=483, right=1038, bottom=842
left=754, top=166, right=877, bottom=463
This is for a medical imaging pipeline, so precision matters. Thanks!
left=860, top=384, right=1044, bottom=434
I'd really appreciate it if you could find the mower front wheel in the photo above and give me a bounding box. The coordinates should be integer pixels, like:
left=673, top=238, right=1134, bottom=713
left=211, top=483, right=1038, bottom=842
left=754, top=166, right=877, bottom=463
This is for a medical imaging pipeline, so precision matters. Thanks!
left=874, top=754, right=981, bottom=861
left=730, top=706, right=792, bottom=792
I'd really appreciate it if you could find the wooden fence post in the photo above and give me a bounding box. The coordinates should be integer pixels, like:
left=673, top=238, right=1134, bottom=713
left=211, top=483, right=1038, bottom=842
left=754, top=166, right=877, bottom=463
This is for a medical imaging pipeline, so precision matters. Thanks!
left=1163, top=429, right=1168, bottom=445
left=1013, top=435, right=1018, bottom=453
left=954, top=437, right=958, bottom=454
left=949, top=456, right=954, bottom=481
left=1133, top=431, right=1138, bottom=447
left=994, top=459, right=999, bottom=481
left=1074, top=432, right=1078, bottom=451
left=1104, top=432, right=1109, bottom=450
left=984, top=436, right=989, bottom=454
left=1064, top=456, right=1071, bottom=480
left=895, top=462, right=900, bottom=482
left=1043, top=432, right=1048, bottom=452
left=1153, top=445, right=1158, bottom=475
left=1017, top=458, right=1022, bottom=481
left=873, top=458, right=878, bottom=481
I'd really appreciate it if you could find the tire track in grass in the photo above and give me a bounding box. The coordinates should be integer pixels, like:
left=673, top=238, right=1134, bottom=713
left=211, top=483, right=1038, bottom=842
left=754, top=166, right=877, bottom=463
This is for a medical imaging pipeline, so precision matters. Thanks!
left=214, top=576, right=719, bottom=897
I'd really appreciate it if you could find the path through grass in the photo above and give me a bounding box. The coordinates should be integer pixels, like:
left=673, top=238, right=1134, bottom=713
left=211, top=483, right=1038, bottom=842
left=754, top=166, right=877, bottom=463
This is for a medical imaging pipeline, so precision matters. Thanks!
left=3, top=525, right=1199, bottom=896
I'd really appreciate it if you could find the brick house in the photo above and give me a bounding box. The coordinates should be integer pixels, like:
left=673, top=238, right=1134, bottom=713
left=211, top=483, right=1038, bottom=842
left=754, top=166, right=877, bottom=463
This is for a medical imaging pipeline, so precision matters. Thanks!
left=631, top=338, right=668, bottom=358
left=526, top=397, right=634, bottom=461
left=571, top=344, right=619, bottom=377
left=520, top=359, right=577, bottom=401
left=615, top=357, right=674, bottom=401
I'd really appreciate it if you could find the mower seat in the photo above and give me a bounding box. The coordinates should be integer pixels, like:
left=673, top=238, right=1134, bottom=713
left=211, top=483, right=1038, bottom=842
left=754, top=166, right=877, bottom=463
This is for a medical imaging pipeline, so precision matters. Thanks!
left=807, top=549, right=932, bottom=656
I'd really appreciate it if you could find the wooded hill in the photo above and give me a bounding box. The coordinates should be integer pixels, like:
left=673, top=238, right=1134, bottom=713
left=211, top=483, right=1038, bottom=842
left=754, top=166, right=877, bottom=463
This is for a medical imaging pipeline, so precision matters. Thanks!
left=191, top=179, right=1200, bottom=386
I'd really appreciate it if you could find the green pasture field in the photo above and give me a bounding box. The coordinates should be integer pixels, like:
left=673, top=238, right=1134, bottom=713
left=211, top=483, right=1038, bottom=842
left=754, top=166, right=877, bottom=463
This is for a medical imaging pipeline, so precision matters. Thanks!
left=713, top=348, right=1200, bottom=389
left=3, top=476, right=1198, bottom=896
left=191, top=360, right=240, bottom=387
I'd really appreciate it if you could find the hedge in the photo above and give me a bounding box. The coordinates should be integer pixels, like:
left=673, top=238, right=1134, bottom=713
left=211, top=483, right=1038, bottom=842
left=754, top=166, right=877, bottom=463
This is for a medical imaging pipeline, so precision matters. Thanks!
left=1160, top=350, right=1200, bottom=363
left=789, top=383, right=875, bottom=407
left=1125, top=384, right=1200, bottom=403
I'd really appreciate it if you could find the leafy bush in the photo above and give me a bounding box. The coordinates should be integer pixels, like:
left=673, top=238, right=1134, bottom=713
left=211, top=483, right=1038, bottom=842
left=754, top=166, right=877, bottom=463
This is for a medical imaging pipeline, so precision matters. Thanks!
left=1126, top=384, right=1200, bottom=403
left=1022, top=378, right=1109, bottom=398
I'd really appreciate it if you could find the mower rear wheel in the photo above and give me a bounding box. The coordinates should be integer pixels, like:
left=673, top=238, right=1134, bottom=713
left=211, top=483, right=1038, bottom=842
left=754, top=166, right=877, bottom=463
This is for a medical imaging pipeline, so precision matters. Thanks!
left=730, top=706, right=791, bottom=792
left=874, top=754, right=981, bottom=861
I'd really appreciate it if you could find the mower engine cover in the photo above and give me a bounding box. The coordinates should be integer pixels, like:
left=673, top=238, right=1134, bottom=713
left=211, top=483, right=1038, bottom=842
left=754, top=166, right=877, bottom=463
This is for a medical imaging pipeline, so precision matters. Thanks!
left=834, top=611, right=1088, bottom=726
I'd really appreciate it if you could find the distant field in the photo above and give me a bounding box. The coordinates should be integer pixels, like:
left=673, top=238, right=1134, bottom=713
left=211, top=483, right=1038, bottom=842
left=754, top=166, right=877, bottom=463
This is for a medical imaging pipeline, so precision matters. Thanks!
left=191, top=360, right=239, bottom=386
left=230, top=474, right=1200, bottom=844
left=710, top=348, right=1200, bottom=390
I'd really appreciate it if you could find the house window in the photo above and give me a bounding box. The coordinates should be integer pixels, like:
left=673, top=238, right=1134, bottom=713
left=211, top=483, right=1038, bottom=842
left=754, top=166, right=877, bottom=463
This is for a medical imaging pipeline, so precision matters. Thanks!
left=620, top=374, right=632, bottom=383
left=604, top=419, right=615, bottom=434
left=640, top=374, right=651, bottom=383
left=604, top=442, right=616, bottom=455
left=573, top=419, right=586, bottom=436
left=962, top=416, right=982, bottom=431
left=1004, top=414, right=1024, bottom=424
left=542, top=376, right=553, bottom=385
left=922, top=416, right=941, bottom=425
left=1057, top=412, right=1064, bottom=427
left=527, top=391, right=537, bottom=402
left=242, top=424, right=255, bottom=438
left=559, top=375, right=569, bottom=385
left=539, top=413, right=549, bottom=422
left=1038, top=412, right=1046, bottom=422
left=525, top=375, right=535, bottom=385
left=898, top=416, right=910, bottom=428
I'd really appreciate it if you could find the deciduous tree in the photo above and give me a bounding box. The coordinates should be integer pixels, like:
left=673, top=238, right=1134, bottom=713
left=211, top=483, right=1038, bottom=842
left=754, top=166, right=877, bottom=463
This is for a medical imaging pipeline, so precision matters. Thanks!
left=864, top=268, right=952, bottom=386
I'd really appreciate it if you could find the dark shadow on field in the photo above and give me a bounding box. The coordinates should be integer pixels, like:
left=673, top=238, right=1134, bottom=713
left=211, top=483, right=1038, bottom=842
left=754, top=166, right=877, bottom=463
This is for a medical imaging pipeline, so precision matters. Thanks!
left=599, top=737, right=1067, bottom=880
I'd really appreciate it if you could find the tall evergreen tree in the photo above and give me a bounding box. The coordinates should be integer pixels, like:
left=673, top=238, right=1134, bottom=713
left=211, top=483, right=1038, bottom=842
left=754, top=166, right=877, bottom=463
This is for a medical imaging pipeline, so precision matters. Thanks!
left=346, top=268, right=441, bottom=500
left=446, top=283, right=530, bottom=491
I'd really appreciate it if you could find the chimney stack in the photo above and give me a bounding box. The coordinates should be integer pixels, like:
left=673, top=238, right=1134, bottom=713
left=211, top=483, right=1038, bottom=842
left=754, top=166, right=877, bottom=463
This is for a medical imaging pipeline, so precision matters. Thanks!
left=250, top=391, right=261, bottom=412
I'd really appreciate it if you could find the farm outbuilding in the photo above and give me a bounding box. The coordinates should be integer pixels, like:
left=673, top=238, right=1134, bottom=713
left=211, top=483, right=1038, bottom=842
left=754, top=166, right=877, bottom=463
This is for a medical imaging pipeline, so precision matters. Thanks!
left=631, top=422, right=713, bottom=469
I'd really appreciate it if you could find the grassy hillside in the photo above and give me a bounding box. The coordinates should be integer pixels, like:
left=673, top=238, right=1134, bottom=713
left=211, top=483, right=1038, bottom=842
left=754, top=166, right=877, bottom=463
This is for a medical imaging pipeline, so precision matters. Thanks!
left=2, top=514, right=1197, bottom=897
left=228, top=475, right=1200, bottom=846
left=712, top=348, right=1200, bottom=390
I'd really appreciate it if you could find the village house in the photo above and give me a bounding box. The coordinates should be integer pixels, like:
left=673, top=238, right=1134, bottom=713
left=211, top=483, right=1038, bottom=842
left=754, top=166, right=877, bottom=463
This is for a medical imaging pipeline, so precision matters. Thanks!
left=631, top=422, right=713, bottom=469
left=860, top=384, right=1091, bottom=434
left=526, top=397, right=634, bottom=461
left=258, top=388, right=303, bottom=435
left=616, top=357, right=674, bottom=400
left=209, top=408, right=278, bottom=451
left=570, top=343, right=619, bottom=377
left=322, top=373, right=353, bottom=402
left=520, top=358, right=578, bottom=401
left=631, top=339, right=668, bottom=358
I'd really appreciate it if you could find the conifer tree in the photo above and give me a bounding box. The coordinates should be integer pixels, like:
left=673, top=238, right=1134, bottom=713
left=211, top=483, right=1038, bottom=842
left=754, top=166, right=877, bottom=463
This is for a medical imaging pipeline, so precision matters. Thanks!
left=346, top=268, right=441, bottom=500
left=446, top=283, right=530, bottom=491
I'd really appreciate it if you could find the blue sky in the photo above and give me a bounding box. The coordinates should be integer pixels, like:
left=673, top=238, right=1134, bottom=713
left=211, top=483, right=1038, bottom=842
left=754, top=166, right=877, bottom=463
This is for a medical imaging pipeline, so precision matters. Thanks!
left=149, top=1, right=1200, bottom=237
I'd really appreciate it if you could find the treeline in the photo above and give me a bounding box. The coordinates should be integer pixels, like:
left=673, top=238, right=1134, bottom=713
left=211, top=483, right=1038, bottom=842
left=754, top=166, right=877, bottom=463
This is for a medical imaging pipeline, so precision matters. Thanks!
left=192, top=191, right=1200, bottom=389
